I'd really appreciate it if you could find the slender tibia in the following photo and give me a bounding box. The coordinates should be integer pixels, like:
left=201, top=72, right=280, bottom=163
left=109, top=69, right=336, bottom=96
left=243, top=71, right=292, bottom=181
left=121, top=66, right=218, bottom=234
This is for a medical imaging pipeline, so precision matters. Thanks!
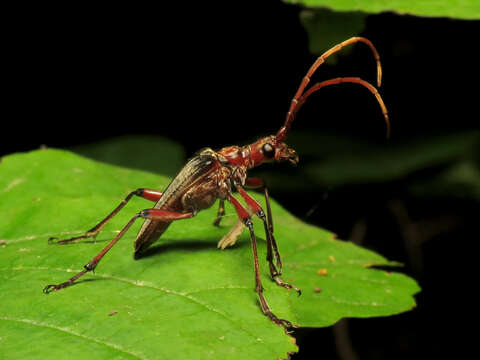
left=245, top=179, right=282, bottom=272
left=43, top=213, right=141, bottom=293
left=43, top=208, right=193, bottom=294
left=49, top=188, right=163, bottom=244
left=246, top=177, right=274, bottom=233
left=246, top=178, right=275, bottom=254
left=245, top=220, right=293, bottom=329
left=228, top=194, right=293, bottom=328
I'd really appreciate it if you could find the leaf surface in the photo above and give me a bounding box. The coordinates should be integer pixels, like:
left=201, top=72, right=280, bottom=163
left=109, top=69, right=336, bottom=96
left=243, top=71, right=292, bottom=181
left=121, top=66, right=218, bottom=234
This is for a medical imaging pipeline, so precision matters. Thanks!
left=283, top=0, right=480, bottom=20
left=0, top=147, right=419, bottom=359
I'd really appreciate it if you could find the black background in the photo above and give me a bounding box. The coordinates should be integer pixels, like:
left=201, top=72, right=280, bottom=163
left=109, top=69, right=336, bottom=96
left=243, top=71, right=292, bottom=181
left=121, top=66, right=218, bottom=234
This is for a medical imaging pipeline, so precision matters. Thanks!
left=3, top=1, right=479, bottom=359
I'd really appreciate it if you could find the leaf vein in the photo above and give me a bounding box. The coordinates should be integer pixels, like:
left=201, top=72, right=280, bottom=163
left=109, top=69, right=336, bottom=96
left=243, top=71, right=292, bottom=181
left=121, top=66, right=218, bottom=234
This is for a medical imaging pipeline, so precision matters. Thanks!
left=1, top=266, right=263, bottom=343
left=329, top=296, right=385, bottom=307
left=0, top=316, right=146, bottom=360
left=98, top=273, right=263, bottom=340
left=3, top=230, right=121, bottom=244
left=184, top=285, right=250, bottom=295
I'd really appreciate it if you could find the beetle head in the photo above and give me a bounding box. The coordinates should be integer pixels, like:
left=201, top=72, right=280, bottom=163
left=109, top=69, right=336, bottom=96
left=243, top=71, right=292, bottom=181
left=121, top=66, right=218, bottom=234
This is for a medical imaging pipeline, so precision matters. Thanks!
left=250, top=135, right=298, bottom=168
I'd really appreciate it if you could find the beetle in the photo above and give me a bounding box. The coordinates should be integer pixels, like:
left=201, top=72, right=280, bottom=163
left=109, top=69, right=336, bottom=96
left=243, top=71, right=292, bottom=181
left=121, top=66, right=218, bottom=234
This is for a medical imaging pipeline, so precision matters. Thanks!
left=43, top=37, right=390, bottom=329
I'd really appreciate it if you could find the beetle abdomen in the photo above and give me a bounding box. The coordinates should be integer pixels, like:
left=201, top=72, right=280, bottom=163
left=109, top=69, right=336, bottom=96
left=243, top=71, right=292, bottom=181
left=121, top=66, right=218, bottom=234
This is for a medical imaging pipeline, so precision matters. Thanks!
left=133, top=149, right=221, bottom=256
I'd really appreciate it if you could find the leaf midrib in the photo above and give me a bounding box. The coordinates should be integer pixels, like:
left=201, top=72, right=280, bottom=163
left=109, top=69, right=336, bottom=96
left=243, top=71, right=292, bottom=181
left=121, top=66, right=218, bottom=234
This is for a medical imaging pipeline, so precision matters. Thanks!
left=0, top=265, right=269, bottom=346
left=0, top=316, right=144, bottom=360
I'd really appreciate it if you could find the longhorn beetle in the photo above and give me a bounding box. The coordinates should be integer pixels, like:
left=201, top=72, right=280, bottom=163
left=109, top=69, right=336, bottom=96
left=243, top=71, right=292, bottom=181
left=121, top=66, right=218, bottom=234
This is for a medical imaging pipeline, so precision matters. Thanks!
left=43, top=37, right=390, bottom=329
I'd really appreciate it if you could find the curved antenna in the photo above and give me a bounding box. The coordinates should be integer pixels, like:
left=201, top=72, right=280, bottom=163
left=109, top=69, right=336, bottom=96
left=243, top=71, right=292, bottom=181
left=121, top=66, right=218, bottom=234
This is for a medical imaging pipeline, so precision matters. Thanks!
left=276, top=37, right=384, bottom=142
left=286, top=77, right=390, bottom=139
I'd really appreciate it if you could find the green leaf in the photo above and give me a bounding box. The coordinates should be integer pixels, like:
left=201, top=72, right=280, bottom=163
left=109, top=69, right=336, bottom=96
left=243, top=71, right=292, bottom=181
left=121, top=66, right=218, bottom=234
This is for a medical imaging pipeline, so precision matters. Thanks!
left=0, top=147, right=419, bottom=359
left=299, top=9, right=366, bottom=59
left=283, top=0, right=480, bottom=20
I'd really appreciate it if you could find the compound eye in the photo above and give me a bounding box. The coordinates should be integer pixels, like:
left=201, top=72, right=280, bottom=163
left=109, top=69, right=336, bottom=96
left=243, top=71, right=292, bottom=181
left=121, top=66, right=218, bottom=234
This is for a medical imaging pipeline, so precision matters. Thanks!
left=262, top=143, right=275, bottom=158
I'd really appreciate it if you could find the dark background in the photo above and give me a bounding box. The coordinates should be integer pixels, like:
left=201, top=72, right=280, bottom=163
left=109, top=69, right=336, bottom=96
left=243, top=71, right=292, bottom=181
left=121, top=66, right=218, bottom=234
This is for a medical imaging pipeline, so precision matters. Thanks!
left=3, top=1, right=479, bottom=359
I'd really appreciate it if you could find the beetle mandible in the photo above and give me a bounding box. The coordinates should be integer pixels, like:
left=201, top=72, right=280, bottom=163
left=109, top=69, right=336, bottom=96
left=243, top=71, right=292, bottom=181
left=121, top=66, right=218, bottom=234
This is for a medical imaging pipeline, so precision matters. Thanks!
left=43, top=37, right=390, bottom=329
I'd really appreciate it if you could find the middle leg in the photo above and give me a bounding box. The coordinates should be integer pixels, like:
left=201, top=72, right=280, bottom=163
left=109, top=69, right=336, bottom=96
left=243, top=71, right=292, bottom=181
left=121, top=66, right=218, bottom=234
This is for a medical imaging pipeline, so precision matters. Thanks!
left=212, top=199, right=226, bottom=226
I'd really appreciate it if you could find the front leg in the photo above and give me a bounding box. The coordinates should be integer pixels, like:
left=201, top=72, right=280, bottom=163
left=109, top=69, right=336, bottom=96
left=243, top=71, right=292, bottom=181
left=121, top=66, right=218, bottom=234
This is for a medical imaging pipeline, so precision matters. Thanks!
left=236, top=184, right=301, bottom=295
left=216, top=177, right=273, bottom=250
left=227, top=194, right=294, bottom=329
left=245, top=177, right=278, bottom=270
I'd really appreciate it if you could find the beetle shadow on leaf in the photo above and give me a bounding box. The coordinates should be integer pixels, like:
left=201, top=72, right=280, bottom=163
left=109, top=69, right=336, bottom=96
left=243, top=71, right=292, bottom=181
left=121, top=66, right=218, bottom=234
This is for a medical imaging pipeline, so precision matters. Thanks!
left=134, top=238, right=250, bottom=260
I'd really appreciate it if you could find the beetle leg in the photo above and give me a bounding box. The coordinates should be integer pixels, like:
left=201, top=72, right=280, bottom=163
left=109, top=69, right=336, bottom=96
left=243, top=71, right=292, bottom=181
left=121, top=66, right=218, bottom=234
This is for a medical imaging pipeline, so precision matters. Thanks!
left=236, top=185, right=301, bottom=295
left=44, top=213, right=142, bottom=293
left=49, top=188, right=163, bottom=244
left=245, top=178, right=279, bottom=268
left=138, top=209, right=194, bottom=222
left=43, top=208, right=193, bottom=293
left=228, top=195, right=294, bottom=329
left=212, top=199, right=226, bottom=226
left=246, top=178, right=274, bottom=233
left=217, top=177, right=274, bottom=250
